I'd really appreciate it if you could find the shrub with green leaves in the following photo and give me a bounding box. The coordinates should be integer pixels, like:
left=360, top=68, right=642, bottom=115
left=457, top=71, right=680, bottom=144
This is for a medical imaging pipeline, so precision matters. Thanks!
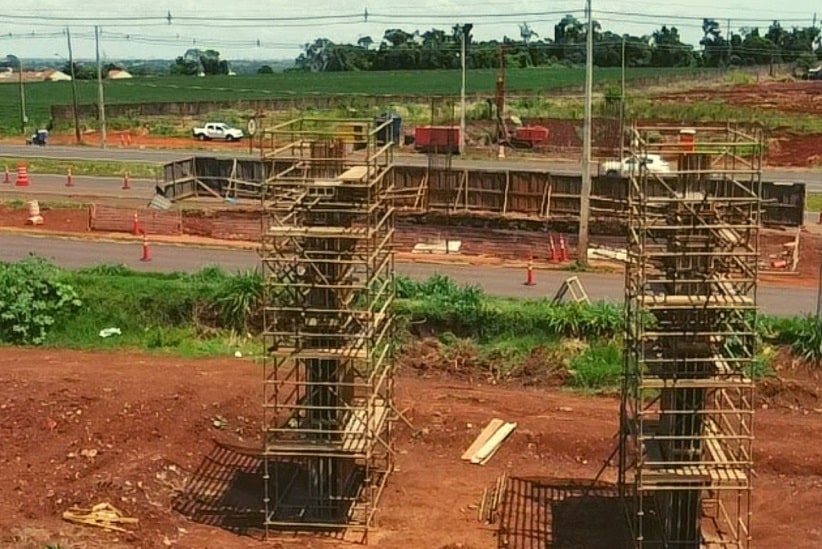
left=0, top=258, right=82, bottom=344
left=789, top=316, right=822, bottom=364
left=211, top=270, right=263, bottom=332
left=396, top=274, right=622, bottom=342
left=568, top=342, right=623, bottom=391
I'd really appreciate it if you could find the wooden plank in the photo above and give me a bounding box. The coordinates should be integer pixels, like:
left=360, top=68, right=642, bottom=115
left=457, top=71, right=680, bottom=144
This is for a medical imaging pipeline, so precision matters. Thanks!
left=502, top=172, right=510, bottom=215
left=342, top=404, right=388, bottom=453
left=639, top=376, right=751, bottom=389
left=473, top=422, right=517, bottom=465
left=269, top=346, right=369, bottom=360
left=338, top=166, right=370, bottom=181
left=461, top=419, right=505, bottom=461
left=639, top=295, right=753, bottom=307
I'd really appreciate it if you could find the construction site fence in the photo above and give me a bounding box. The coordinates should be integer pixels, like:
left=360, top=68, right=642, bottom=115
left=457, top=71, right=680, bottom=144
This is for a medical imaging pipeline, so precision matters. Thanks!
left=88, top=204, right=182, bottom=235
left=162, top=157, right=806, bottom=228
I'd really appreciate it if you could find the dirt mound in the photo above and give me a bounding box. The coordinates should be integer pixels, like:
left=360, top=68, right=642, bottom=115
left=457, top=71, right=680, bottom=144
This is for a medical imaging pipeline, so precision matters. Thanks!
left=768, top=133, right=822, bottom=167
left=759, top=357, right=822, bottom=411
left=398, top=337, right=574, bottom=386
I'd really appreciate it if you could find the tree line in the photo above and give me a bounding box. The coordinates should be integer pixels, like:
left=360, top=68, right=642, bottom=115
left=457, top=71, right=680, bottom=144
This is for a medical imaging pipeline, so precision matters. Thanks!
left=291, top=16, right=821, bottom=72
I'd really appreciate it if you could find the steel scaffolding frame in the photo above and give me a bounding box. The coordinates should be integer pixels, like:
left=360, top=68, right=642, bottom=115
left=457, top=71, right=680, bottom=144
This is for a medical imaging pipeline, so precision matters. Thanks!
left=260, top=117, right=396, bottom=542
left=620, top=124, right=761, bottom=548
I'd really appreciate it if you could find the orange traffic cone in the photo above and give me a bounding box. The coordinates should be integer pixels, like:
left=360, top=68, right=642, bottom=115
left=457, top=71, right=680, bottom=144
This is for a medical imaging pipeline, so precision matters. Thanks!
left=558, top=234, right=569, bottom=262
left=549, top=234, right=558, bottom=262
left=122, top=172, right=131, bottom=190
left=66, top=168, right=74, bottom=187
left=524, top=255, right=536, bottom=286
left=132, top=212, right=142, bottom=236
left=140, top=234, right=152, bottom=262
left=15, top=163, right=29, bottom=187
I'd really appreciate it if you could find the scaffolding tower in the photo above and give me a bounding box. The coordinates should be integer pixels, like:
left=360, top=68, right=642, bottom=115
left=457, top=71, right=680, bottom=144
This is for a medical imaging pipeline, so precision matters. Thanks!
left=620, top=125, right=761, bottom=548
left=260, top=118, right=396, bottom=541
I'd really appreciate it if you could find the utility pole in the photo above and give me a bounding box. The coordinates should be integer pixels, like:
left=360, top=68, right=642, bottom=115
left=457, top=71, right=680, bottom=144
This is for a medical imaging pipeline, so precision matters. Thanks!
left=66, top=27, right=82, bottom=144
left=619, top=36, right=625, bottom=163
left=459, top=25, right=468, bottom=155
left=459, top=31, right=466, bottom=154
left=95, top=25, right=107, bottom=149
left=578, top=0, right=593, bottom=267
left=18, top=58, right=27, bottom=136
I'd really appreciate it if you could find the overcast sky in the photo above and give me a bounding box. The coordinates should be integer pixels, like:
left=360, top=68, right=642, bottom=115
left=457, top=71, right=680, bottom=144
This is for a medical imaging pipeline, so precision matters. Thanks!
left=1, top=0, right=817, bottom=61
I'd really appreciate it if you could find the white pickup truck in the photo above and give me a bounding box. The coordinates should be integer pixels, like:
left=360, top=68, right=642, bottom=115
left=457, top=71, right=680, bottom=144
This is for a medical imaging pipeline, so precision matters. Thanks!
left=600, top=154, right=672, bottom=177
left=192, top=122, right=244, bottom=142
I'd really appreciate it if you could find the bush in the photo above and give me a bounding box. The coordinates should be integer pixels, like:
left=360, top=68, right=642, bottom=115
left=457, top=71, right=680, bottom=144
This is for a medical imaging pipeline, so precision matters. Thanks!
left=789, top=316, right=822, bottom=364
left=396, top=275, right=622, bottom=341
left=0, top=258, right=82, bottom=344
left=211, top=270, right=263, bottom=332
left=568, top=342, right=622, bottom=391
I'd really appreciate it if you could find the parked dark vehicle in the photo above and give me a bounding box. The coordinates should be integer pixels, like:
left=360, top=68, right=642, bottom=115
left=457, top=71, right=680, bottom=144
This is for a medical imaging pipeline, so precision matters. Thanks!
left=26, top=129, right=48, bottom=146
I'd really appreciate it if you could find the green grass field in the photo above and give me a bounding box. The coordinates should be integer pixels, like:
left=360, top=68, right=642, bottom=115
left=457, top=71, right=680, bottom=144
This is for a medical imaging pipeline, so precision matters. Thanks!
left=806, top=193, right=822, bottom=211
left=0, top=66, right=705, bottom=134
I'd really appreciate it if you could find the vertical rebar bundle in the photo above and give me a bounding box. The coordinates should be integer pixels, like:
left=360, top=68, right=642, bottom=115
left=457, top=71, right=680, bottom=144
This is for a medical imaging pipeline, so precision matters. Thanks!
left=620, top=124, right=760, bottom=548
left=260, top=118, right=396, bottom=541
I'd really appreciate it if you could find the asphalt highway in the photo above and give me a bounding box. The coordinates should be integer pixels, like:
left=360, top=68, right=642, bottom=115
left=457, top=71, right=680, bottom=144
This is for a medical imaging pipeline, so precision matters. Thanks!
left=1, top=144, right=819, bottom=189
left=0, top=233, right=814, bottom=317
left=0, top=173, right=155, bottom=202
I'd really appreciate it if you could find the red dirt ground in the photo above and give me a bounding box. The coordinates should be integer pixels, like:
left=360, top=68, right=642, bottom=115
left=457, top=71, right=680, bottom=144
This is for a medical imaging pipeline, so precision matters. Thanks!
left=655, top=81, right=822, bottom=117
left=652, top=81, right=822, bottom=167
left=768, top=133, right=822, bottom=168
left=0, top=349, right=819, bottom=549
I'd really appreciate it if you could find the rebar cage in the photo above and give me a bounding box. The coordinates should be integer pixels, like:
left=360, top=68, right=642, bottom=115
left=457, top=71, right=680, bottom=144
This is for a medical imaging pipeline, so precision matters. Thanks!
left=619, top=124, right=761, bottom=548
left=260, top=117, right=396, bottom=541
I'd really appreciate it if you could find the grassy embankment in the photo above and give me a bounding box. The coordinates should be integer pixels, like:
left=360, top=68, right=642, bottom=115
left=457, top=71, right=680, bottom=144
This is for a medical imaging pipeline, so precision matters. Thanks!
left=805, top=194, right=822, bottom=211
left=0, top=157, right=159, bottom=179
left=1, top=258, right=819, bottom=392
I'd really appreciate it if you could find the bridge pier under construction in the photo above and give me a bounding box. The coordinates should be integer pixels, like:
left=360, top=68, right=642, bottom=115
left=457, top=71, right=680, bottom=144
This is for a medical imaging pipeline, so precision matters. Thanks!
left=620, top=124, right=760, bottom=548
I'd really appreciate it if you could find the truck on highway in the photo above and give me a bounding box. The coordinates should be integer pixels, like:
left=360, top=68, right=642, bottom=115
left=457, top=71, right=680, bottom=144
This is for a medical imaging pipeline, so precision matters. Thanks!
left=191, top=122, right=244, bottom=142
left=600, top=153, right=671, bottom=177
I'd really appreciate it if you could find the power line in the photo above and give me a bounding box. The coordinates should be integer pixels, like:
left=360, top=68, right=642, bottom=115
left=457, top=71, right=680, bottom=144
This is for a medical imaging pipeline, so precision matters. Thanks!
left=2, top=8, right=817, bottom=59
left=0, top=8, right=810, bottom=27
left=593, top=9, right=810, bottom=25
left=1, top=31, right=805, bottom=58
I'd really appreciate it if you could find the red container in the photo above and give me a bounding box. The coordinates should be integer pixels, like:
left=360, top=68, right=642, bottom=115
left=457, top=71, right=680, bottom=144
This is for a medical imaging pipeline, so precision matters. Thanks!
left=414, top=125, right=460, bottom=154
left=514, top=125, right=550, bottom=146
left=679, top=129, right=696, bottom=152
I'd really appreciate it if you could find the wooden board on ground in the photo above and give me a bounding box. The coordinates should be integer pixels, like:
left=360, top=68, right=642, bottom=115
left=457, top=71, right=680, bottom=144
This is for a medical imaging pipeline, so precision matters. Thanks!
left=462, top=419, right=517, bottom=465
left=462, top=419, right=504, bottom=461
left=472, top=422, right=518, bottom=465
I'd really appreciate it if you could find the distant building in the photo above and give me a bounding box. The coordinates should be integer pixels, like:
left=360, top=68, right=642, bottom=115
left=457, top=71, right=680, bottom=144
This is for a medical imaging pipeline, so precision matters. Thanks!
left=107, top=69, right=133, bottom=79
